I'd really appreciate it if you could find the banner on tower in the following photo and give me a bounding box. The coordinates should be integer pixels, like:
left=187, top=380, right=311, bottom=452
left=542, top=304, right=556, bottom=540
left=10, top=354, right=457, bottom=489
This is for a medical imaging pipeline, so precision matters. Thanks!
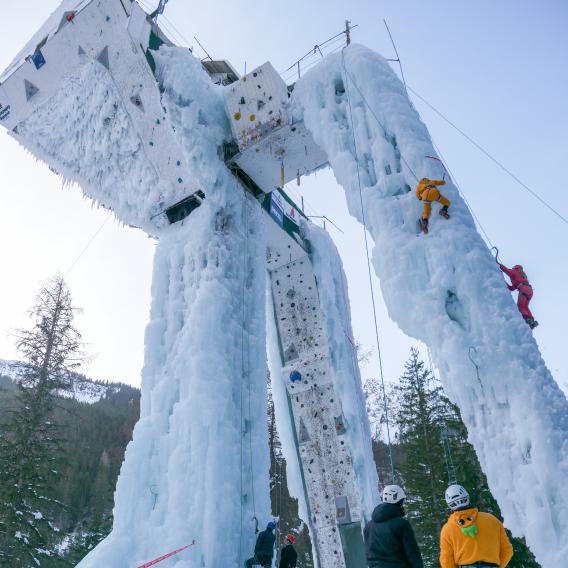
left=0, top=87, right=14, bottom=129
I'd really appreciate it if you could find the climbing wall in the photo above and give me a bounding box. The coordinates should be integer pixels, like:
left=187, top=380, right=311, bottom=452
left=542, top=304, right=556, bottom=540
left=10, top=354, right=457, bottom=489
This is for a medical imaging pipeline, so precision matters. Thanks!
left=0, top=0, right=202, bottom=230
left=268, top=244, right=366, bottom=568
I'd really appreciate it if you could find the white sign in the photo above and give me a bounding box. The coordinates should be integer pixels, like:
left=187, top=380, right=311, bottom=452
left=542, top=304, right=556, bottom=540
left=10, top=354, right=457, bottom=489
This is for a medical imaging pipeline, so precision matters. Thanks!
left=272, top=190, right=299, bottom=226
left=0, top=86, right=16, bottom=130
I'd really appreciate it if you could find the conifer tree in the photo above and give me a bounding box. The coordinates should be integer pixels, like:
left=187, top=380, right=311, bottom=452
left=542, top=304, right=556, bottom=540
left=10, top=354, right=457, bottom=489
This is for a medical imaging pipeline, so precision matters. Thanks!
left=0, top=275, right=83, bottom=567
left=391, top=348, right=540, bottom=568
left=391, top=347, right=447, bottom=562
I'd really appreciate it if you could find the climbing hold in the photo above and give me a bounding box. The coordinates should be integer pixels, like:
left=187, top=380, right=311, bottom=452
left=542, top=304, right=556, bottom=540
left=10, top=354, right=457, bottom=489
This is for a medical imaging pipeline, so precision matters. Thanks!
left=176, top=160, right=181, bottom=166
left=177, top=178, right=183, bottom=183
left=249, top=114, right=256, bottom=122
left=24, top=79, right=40, bottom=101
left=233, top=111, right=241, bottom=121
left=149, top=141, right=154, bottom=146
left=290, top=371, right=302, bottom=383
left=96, top=45, right=110, bottom=70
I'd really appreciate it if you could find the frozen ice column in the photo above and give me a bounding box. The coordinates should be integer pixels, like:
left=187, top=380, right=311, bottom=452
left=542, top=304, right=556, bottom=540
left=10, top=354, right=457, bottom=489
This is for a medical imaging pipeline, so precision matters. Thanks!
left=292, top=43, right=568, bottom=568
left=79, top=192, right=269, bottom=567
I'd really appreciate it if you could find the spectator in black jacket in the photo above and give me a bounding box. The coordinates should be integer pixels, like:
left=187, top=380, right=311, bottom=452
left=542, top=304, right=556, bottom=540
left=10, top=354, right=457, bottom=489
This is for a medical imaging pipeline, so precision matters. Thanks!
left=245, top=522, right=276, bottom=567
left=279, top=533, right=298, bottom=568
left=364, top=485, right=423, bottom=568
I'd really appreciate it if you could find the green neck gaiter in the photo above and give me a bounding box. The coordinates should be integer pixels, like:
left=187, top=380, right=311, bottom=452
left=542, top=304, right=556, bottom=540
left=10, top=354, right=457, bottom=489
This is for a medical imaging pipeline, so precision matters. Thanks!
left=461, top=524, right=478, bottom=538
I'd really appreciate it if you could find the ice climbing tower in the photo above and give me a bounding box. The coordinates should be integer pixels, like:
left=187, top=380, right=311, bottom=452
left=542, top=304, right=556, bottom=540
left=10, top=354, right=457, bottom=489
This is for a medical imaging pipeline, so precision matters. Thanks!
left=289, top=45, right=568, bottom=568
left=0, top=2, right=377, bottom=566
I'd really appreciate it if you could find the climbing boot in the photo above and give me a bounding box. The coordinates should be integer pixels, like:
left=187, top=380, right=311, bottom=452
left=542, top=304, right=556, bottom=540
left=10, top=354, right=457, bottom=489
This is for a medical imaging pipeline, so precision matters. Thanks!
left=439, top=205, right=450, bottom=219
left=524, top=316, right=539, bottom=329
left=420, top=218, right=429, bottom=234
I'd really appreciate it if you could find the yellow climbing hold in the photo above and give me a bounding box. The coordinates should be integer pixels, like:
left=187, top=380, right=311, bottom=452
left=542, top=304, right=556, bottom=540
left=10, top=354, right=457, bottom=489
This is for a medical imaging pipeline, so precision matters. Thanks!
left=233, top=111, right=241, bottom=121
left=249, top=114, right=256, bottom=122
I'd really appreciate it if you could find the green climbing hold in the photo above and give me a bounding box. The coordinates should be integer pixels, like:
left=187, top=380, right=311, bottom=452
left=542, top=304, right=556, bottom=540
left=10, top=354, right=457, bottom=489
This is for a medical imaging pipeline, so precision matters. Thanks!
left=177, top=178, right=183, bottom=183
left=156, top=119, right=161, bottom=125
left=461, top=524, right=478, bottom=538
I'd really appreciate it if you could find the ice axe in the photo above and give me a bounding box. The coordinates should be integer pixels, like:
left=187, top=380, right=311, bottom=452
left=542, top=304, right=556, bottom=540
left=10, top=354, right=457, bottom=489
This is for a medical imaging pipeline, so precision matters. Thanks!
left=491, top=246, right=501, bottom=264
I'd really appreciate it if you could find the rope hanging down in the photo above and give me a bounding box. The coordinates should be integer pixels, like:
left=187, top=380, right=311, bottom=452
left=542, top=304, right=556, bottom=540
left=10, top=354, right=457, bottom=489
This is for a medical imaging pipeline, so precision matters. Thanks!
left=341, top=49, right=396, bottom=482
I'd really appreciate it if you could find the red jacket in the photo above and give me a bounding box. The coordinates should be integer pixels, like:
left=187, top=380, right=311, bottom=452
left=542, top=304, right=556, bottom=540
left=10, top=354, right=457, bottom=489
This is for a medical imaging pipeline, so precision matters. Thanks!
left=499, top=264, right=531, bottom=293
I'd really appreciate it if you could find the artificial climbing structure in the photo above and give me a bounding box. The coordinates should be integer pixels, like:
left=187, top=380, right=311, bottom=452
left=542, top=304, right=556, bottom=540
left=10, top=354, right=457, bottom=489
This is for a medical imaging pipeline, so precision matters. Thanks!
left=1, top=1, right=567, bottom=567
left=0, top=1, right=376, bottom=566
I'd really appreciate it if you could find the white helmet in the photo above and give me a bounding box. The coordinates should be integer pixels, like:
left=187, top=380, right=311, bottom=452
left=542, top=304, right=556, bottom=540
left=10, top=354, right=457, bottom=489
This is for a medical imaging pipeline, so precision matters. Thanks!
left=445, top=484, right=470, bottom=510
left=382, top=485, right=406, bottom=504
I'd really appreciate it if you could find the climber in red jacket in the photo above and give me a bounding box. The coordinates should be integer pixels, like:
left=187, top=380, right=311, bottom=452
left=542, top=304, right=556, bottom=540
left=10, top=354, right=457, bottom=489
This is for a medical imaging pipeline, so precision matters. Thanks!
left=498, top=262, right=538, bottom=329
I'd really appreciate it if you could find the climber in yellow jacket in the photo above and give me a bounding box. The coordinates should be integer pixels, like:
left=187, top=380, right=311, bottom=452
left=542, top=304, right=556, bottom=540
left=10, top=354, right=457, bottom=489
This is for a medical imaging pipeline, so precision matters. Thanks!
left=415, top=177, right=450, bottom=234
left=440, top=485, right=513, bottom=568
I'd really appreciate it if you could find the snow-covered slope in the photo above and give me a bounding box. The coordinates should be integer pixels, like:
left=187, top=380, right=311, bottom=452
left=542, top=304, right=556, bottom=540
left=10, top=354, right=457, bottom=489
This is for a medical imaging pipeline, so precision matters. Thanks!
left=0, top=359, right=121, bottom=404
left=78, top=47, right=270, bottom=567
left=291, top=44, right=568, bottom=567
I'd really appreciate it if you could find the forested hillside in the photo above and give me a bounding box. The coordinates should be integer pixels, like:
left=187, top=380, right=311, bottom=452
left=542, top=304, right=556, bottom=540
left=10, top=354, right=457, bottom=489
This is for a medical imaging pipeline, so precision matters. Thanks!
left=0, top=364, right=139, bottom=564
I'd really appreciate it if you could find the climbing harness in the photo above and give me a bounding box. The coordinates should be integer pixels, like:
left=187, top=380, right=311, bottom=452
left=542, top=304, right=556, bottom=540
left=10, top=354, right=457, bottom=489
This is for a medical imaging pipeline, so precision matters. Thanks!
left=137, top=540, right=196, bottom=568
left=342, top=49, right=396, bottom=482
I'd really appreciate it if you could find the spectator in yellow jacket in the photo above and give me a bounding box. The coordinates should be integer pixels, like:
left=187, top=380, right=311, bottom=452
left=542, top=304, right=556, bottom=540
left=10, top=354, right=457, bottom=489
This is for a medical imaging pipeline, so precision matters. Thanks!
left=415, top=177, right=450, bottom=234
left=440, top=484, right=513, bottom=568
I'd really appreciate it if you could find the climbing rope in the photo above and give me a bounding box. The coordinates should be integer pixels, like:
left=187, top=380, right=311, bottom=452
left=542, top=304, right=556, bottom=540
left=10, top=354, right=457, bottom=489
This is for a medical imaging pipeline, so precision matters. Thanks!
left=64, top=216, right=110, bottom=276
left=341, top=49, right=396, bottom=482
left=407, top=85, right=568, bottom=228
left=426, top=348, right=457, bottom=485
left=344, top=49, right=498, bottom=248
left=428, top=143, right=495, bottom=248
left=239, top=189, right=257, bottom=562
left=340, top=61, right=419, bottom=183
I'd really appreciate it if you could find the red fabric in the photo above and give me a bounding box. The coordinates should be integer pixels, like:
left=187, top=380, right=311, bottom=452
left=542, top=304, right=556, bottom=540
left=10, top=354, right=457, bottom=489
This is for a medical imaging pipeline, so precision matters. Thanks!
left=517, top=285, right=534, bottom=319
left=137, top=542, right=195, bottom=568
left=499, top=264, right=533, bottom=319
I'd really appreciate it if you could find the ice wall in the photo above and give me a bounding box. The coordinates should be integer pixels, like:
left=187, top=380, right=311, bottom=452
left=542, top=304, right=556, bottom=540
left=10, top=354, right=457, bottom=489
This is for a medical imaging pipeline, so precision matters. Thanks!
left=73, top=48, right=271, bottom=567
left=292, top=44, right=568, bottom=567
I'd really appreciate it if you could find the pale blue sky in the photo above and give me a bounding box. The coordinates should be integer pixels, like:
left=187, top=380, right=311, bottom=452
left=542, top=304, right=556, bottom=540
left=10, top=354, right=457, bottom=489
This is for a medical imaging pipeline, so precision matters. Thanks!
left=0, top=0, right=566, bottom=389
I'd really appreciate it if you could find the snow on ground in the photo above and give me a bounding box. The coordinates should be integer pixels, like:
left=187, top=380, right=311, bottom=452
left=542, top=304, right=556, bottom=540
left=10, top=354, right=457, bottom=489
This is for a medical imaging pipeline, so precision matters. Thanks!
left=291, top=43, right=568, bottom=567
left=78, top=46, right=270, bottom=567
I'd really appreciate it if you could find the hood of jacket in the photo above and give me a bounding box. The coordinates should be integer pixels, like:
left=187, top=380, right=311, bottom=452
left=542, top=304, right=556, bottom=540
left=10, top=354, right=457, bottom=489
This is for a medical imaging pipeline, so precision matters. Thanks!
left=371, top=502, right=404, bottom=523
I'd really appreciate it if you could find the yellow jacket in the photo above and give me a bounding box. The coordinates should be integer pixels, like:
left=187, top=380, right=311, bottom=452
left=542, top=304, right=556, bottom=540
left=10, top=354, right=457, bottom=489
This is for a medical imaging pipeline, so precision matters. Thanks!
left=416, top=178, right=446, bottom=200
left=440, top=508, right=513, bottom=568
